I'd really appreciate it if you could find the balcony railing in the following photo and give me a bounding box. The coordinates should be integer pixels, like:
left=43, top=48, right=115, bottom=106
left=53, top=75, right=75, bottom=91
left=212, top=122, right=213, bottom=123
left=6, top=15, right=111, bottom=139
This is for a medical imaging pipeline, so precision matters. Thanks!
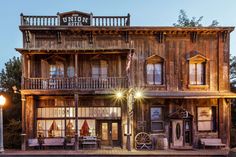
left=23, top=77, right=128, bottom=90
left=21, top=14, right=130, bottom=27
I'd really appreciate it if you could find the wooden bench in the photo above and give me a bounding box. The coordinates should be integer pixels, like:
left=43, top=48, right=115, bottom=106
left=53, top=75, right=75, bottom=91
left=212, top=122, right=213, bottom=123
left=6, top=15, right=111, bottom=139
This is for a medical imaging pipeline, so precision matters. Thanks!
left=200, top=138, right=226, bottom=149
left=80, top=136, right=98, bottom=149
left=28, top=139, right=39, bottom=147
left=42, top=138, right=65, bottom=147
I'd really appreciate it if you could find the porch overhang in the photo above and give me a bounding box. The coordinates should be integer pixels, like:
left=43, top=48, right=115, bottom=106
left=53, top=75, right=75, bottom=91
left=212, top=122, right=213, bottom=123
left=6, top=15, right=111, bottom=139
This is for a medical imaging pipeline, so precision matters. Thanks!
left=15, top=48, right=134, bottom=55
left=145, top=91, right=236, bottom=99
left=20, top=89, right=115, bottom=96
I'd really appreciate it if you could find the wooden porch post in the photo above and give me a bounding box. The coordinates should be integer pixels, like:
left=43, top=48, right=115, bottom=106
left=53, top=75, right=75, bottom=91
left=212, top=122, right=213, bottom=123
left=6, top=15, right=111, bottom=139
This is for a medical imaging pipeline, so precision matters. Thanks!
left=21, top=94, right=26, bottom=151
left=74, top=93, right=79, bottom=150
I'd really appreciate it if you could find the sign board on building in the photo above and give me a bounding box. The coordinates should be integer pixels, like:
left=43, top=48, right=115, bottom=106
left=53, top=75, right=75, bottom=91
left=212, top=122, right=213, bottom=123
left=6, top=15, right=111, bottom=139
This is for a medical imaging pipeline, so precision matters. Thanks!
left=59, top=11, right=91, bottom=26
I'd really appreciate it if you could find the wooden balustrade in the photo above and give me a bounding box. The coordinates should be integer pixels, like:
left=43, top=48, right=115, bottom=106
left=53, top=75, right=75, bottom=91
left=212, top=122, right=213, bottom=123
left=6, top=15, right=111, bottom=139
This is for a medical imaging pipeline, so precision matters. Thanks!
left=21, top=14, right=130, bottom=27
left=23, top=77, right=128, bottom=90
left=93, top=16, right=130, bottom=27
left=21, top=15, right=58, bottom=26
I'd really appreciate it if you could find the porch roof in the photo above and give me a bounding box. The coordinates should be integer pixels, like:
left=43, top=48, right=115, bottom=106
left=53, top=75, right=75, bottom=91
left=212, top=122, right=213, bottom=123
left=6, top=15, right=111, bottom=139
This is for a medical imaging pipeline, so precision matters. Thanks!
left=15, top=48, right=134, bottom=54
left=145, top=91, right=236, bottom=99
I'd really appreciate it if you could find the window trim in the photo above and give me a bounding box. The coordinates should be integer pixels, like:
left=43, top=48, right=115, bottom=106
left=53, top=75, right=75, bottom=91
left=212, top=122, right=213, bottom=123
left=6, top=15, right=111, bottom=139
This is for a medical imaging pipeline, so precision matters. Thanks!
left=189, top=61, right=206, bottom=85
left=150, top=106, right=164, bottom=132
left=196, top=106, right=217, bottom=132
left=91, top=60, right=108, bottom=78
left=187, top=53, right=208, bottom=87
left=145, top=55, right=165, bottom=86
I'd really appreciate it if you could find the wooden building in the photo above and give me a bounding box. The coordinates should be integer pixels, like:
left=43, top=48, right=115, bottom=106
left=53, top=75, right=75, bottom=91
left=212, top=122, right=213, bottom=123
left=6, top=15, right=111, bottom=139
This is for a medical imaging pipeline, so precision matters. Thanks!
left=16, top=11, right=236, bottom=150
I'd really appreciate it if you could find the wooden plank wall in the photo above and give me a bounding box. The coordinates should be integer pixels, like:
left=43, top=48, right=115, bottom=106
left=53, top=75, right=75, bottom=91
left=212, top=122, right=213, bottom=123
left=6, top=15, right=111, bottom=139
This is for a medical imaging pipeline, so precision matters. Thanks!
left=24, top=30, right=230, bottom=91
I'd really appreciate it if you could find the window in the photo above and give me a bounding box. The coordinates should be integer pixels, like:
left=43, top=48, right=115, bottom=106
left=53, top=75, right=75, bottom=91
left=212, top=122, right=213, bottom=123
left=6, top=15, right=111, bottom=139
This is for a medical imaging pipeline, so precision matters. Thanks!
left=189, top=62, right=205, bottom=85
left=67, top=66, right=75, bottom=78
left=49, top=61, right=64, bottom=78
left=36, top=99, right=75, bottom=137
left=92, top=60, right=108, bottom=78
left=150, top=107, right=164, bottom=131
left=188, top=53, right=207, bottom=85
left=197, top=106, right=216, bottom=131
left=146, top=55, right=164, bottom=85
left=147, top=63, right=163, bottom=85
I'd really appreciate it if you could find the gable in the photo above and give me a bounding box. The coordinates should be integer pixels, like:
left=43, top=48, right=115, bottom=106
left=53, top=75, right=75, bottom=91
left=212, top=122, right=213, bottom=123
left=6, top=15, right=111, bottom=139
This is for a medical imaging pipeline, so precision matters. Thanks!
left=146, top=54, right=164, bottom=64
left=187, top=50, right=208, bottom=63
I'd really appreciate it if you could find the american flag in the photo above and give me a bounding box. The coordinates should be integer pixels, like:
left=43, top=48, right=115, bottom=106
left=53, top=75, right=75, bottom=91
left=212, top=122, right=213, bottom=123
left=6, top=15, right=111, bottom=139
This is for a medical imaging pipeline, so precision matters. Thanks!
left=126, top=52, right=132, bottom=72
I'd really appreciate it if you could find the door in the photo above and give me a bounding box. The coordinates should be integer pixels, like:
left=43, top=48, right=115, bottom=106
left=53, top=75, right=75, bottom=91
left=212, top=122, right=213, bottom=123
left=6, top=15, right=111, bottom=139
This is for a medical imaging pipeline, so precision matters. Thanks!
left=172, top=120, right=183, bottom=147
left=97, top=120, right=121, bottom=147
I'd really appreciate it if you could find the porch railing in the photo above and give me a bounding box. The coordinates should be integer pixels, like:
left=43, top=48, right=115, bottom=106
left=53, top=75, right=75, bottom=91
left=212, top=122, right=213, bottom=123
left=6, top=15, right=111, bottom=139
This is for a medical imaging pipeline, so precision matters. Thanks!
left=23, top=77, right=128, bottom=90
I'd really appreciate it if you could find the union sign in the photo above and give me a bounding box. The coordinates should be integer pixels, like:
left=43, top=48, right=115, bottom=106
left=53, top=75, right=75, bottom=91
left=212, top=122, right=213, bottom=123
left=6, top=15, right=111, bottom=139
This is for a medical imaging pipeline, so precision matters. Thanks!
left=59, top=11, right=91, bottom=26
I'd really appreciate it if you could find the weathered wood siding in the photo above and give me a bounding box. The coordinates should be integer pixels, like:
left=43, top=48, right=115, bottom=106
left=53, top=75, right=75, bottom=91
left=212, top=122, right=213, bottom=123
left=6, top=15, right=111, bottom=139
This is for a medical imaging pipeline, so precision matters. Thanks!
left=23, top=30, right=230, bottom=92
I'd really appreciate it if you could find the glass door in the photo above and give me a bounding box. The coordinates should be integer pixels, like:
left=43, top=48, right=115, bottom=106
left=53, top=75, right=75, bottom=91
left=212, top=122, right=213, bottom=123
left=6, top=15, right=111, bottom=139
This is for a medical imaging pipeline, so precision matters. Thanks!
left=97, top=120, right=121, bottom=147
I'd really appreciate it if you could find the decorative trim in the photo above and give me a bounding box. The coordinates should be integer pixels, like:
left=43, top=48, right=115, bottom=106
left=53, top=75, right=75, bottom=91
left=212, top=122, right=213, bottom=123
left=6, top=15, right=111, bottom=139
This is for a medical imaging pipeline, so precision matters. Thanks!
left=89, top=31, right=93, bottom=44
left=222, top=31, right=228, bottom=43
left=25, top=30, right=31, bottom=43
left=156, top=32, right=165, bottom=43
left=190, top=31, right=198, bottom=43
left=57, top=31, right=62, bottom=44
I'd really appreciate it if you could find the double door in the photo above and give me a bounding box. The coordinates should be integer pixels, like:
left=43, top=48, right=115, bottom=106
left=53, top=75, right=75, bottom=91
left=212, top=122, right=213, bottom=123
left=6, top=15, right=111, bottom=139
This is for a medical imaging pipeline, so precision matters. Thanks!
left=97, top=120, right=121, bottom=147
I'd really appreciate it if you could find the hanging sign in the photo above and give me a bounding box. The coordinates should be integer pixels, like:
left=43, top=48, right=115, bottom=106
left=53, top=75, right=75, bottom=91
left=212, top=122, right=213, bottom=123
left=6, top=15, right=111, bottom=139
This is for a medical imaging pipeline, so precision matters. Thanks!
left=59, top=11, right=91, bottom=26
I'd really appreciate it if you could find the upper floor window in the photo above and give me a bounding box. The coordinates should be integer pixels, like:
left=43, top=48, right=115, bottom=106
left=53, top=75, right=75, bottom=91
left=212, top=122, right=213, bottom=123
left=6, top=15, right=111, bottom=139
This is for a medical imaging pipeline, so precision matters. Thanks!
left=146, top=55, right=164, bottom=85
left=189, top=63, right=205, bottom=85
left=50, top=61, right=64, bottom=78
left=67, top=66, right=75, bottom=78
left=188, top=52, right=208, bottom=85
left=92, top=60, right=108, bottom=78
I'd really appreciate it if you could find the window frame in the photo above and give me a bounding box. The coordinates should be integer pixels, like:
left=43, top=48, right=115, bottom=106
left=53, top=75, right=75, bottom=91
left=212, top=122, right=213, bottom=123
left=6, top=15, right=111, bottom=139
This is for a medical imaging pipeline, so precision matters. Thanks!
left=91, top=60, right=108, bottom=78
left=145, top=55, right=165, bottom=86
left=49, top=61, right=65, bottom=78
left=196, top=106, right=217, bottom=132
left=189, top=61, right=206, bottom=85
left=150, top=106, right=164, bottom=132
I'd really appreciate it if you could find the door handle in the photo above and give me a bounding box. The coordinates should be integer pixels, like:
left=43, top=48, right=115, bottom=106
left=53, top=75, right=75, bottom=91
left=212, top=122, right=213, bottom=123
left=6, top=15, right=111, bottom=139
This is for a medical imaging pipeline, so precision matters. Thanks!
left=110, top=131, right=112, bottom=134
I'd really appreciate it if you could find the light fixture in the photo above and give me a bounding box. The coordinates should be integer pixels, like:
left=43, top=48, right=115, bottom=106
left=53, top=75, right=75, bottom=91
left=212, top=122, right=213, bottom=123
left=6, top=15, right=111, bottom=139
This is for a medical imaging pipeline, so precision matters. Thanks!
left=115, top=91, right=123, bottom=99
left=0, top=95, right=6, bottom=106
left=0, top=95, right=6, bottom=152
left=134, top=90, right=143, bottom=99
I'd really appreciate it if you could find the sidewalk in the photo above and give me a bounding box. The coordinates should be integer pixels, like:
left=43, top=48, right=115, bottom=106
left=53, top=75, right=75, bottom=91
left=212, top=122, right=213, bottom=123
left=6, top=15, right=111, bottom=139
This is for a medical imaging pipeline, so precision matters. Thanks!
left=0, top=148, right=229, bottom=157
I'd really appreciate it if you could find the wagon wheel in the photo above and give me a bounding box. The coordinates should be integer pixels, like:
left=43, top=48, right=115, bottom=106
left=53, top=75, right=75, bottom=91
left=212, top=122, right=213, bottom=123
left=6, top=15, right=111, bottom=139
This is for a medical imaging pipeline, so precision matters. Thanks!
left=135, top=132, right=151, bottom=145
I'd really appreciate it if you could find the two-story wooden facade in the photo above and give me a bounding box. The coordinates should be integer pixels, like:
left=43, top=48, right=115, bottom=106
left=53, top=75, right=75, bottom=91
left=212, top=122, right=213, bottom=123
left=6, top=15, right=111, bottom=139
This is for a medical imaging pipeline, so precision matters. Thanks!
left=16, top=11, right=236, bottom=150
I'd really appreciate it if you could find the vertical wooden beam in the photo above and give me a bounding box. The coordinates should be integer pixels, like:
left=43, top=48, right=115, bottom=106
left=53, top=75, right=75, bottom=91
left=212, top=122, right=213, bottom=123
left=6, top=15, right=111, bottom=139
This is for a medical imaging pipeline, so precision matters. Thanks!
left=75, top=54, right=78, bottom=87
left=74, top=93, right=79, bottom=150
left=21, top=55, right=25, bottom=89
left=21, top=94, right=26, bottom=151
left=217, top=33, right=224, bottom=90
left=27, top=55, right=31, bottom=78
left=118, top=55, right=121, bottom=77
left=218, top=98, right=230, bottom=148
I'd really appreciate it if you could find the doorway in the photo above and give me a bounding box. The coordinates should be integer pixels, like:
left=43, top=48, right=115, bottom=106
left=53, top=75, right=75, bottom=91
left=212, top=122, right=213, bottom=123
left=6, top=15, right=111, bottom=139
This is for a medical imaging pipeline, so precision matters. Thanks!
left=97, top=120, right=121, bottom=147
left=169, top=107, right=193, bottom=148
left=172, top=120, right=183, bottom=147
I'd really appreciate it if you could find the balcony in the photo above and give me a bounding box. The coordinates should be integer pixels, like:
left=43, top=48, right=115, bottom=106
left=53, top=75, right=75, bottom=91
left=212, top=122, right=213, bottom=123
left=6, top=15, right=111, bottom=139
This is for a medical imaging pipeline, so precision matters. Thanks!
left=23, top=77, right=128, bottom=90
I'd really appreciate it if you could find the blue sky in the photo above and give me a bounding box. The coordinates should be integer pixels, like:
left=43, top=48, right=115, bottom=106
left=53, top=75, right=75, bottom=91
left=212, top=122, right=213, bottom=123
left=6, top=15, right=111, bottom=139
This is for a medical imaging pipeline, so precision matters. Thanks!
left=0, top=0, right=236, bottom=70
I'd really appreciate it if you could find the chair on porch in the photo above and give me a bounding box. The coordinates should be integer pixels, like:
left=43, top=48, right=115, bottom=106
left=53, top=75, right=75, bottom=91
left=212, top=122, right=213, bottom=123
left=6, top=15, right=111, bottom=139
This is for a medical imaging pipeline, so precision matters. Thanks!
left=135, top=132, right=152, bottom=150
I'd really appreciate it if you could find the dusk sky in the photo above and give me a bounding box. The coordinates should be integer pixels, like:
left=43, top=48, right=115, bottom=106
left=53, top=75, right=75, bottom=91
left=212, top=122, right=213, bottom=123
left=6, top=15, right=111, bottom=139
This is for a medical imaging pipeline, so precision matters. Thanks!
left=0, top=0, right=236, bottom=70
